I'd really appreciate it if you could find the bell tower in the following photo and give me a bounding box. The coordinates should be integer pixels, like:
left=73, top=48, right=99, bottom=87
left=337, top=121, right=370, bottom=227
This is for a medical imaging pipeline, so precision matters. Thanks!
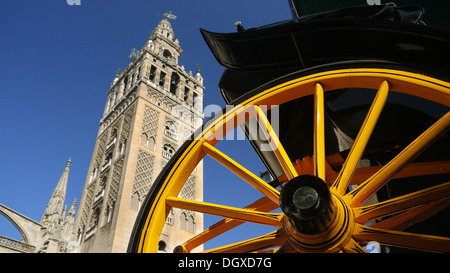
left=75, top=14, right=205, bottom=253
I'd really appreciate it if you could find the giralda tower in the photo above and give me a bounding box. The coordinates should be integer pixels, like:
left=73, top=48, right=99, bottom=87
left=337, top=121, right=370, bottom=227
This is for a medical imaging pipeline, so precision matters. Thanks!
left=75, top=14, right=205, bottom=253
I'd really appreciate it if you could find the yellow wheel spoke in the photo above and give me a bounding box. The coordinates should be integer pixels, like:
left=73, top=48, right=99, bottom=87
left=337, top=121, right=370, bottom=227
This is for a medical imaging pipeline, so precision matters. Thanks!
left=255, top=105, right=298, bottom=180
left=202, top=142, right=280, bottom=204
left=332, top=81, right=389, bottom=196
left=314, top=83, right=326, bottom=180
left=343, top=238, right=368, bottom=253
left=166, top=196, right=283, bottom=227
left=177, top=196, right=279, bottom=252
left=370, top=199, right=450, bottom=231
left=347, top=111, right=450, bottom=206
left=354, top=181, right=450, bottom=224
left=327, top=161, right=450, bottom=187
left=203, top=229, right=285, bottom=253
left=353, top=224, right=450, bottom=252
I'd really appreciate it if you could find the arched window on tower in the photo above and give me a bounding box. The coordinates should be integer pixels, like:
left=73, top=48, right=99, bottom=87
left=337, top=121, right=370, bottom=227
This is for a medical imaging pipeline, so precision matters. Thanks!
left=159, top=72, right=166, bottom=87
left=106, top=152, right=112, bottom=164
left=120, top=139, right=127, bottom=155
left=166, top=209, right=174, bottom=226
left=180, top=212, right=196, bottom=233
left=193, top=92, right=199, bottom=109
left=149, top=65, right=157, bottom=82
left=163, top=49, right=172, bottom=60
left=77, top=226, right=85, bottom=244
left=187, top=215, right=196, bottom=233
left=184, top=87, right=190, bottom=102
left=104, top=202, right=115, bottom=224
left=158, top=240, right=167, bottom=252
left=131, top=192, right=140, bottom=211
left=102, top=153, right=112, bottom=172
left=123, top=75, right=129, bottom=92
left=170, top=73, right=180, bottom=96
left=140, top=133, right=148, bottom=147
left=148, top=136, right=156, bottom=152
left=100, top=176, right=107, bottom=190
left=93, top=208, right=100, bottom=227
left=162, top=144, right=175, bottom=159
left=164, top=121, right=178, bottom=141
left=89, top=167, right=97, bottom=183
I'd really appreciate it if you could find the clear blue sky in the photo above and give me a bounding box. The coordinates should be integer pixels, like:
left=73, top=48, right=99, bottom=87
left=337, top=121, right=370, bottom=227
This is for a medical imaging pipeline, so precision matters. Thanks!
left=0, top=0, right=292, bottom=245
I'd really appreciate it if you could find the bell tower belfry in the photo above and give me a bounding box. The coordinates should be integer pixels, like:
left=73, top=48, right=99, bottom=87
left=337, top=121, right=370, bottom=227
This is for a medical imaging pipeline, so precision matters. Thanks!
left=75, top=14, right=205, bottom=253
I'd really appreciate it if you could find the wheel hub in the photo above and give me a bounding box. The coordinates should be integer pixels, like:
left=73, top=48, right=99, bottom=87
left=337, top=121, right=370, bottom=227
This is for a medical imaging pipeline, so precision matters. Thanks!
left=280, top=175, right=354, bottom=252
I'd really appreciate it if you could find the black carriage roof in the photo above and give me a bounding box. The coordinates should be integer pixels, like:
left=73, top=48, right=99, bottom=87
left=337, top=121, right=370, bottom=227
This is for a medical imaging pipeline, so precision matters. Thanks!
left=200, top=4, right=450, bottom=71
left=289, top=0, right=450, bottom=31
left=200, top=4, right=450, bottom=103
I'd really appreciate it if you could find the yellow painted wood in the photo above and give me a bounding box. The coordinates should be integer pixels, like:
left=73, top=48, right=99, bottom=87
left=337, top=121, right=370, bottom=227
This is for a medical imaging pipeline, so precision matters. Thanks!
left=166, top=196, right=283, bottom=227
left=343, top=238, right=368, bottom=253
left=203, top=230, right=285, bottom=253
left=202, top=142, right=280, bottom=204
left=354, top=181, right=450, bottom=223
left=353, top=223, right=450, bottom=252
left=347, top=111, right=450, bottom=206
left=332, top=80, right=389, bottom=196
left=314, top=83, right=326, bottom=180
left=370, top=199, right=450, bottom=231
left=255, top=105, right=298, bottom=180
left=179, top=196, right=279, bottom=252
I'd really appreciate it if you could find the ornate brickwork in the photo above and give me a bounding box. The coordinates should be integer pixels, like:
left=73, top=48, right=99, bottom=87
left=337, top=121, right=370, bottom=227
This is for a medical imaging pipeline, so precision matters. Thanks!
left=132, top=149, right=155, bottom=201
left=109, top=118, right=122, bottom=142
left=179, top=175, right=196, bottom=216
left=79, top=182, right=95, bottom=229
left=178, top=175, right=197, bottom=233
left=120, top=104, right=135, bottom=144
left=183, top=126, right=192, bottom=141
left=180, top=175, right=196, bottom=200
left=141, top=104, right=160, bottom=139
left=107, top=157, right=124, bottom=208
left=94, top=133, right=108, bottom=167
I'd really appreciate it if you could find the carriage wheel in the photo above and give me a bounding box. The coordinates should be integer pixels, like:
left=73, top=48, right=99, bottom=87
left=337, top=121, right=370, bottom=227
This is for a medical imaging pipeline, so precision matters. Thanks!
left=128, top=68, right=450, bottom=253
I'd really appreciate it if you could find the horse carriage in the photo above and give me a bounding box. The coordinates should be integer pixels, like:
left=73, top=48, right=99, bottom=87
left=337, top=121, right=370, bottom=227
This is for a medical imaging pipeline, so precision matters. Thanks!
left=128, top=1, right=450, bottom=253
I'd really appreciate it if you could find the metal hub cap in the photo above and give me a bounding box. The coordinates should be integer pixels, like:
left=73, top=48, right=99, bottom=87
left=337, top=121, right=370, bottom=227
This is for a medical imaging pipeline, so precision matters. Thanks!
left=280, top=175, right=354, bottom=252
left=293, top=186, right=319, bottom=210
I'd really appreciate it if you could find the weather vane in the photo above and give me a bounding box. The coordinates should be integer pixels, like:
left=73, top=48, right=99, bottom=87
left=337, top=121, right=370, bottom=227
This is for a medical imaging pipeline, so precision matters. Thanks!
left=163, top=11, right=177, bottom=20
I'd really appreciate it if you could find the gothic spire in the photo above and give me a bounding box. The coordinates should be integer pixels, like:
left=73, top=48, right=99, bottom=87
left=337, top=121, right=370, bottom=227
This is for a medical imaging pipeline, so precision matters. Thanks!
left=55, top=158, right=71, bottom=196
left=40, top=158, right=71, bottom=228
left=66, top=199, right=77, bottom=224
